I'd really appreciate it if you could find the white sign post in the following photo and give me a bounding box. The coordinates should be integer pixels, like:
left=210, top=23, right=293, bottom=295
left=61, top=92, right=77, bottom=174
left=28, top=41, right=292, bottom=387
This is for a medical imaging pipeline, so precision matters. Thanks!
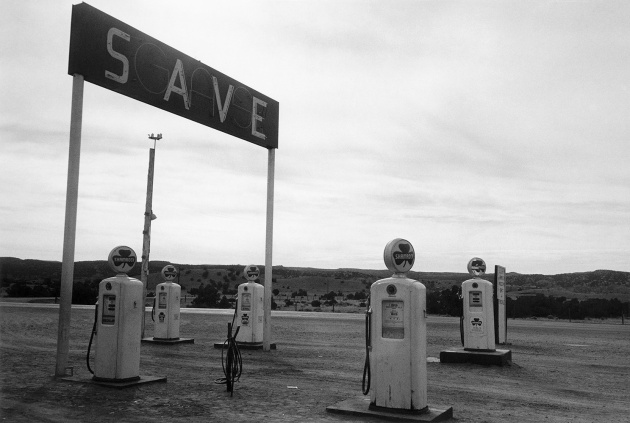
left=494, top=265, right=507, bottom=344
left=55, top=74, right=84, bottom=377
left=263, top=148, right=275, bottom=352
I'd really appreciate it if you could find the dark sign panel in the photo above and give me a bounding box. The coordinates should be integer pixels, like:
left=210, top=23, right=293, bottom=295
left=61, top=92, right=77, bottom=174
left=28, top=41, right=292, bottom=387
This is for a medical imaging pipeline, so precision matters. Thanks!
left=68, top=3, right=279, bottom=149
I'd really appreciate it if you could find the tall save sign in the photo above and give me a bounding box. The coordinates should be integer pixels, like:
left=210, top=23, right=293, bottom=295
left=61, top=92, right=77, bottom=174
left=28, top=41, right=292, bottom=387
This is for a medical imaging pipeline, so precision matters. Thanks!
left=68, top=3, right=279, bottom=147
left=56, top=3, right=279, bottom=376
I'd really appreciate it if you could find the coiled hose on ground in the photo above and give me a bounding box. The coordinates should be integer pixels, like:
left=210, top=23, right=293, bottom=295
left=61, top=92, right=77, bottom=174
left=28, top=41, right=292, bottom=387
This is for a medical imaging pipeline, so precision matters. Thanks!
left=215, top=302, right=242, bottom=396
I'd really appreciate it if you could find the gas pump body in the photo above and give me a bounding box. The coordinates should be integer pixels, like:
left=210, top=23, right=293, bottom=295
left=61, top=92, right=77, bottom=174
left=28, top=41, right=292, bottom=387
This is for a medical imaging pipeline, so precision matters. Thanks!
left=235, top=265, right=264, bottom=344
left=154, top=265, right=181, bottom=340
left=93, top=246, right=143, bottom=382
left=154, top=282, right=181, bottom=339
left=369, top=239, right=427, bottom=412
left=370, top=276, right=427, bottom=411
left=462, top=258, right=496, bottom=352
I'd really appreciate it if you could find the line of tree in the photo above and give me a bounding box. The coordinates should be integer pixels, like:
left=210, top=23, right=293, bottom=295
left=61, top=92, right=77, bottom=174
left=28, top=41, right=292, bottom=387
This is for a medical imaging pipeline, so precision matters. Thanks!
left=189, top=283, right=231, bottom=308
left=3, top=276, right=628, bottom=319
left=506, top=295, right=628, bottom=319
left=426, top=286, right=628, bottom=320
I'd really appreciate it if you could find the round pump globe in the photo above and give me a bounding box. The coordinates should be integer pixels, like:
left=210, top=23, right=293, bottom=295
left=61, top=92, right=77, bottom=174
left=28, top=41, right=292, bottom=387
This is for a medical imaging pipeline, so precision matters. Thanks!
left=243, top=264, right=260, bottom=281
left=107, top=246, right=137, bottom=274
left=161, top=265, right=178, bottom=281
left=383, top=238, right=415, bottom=274
left=467, top=257, right=487, bottom=277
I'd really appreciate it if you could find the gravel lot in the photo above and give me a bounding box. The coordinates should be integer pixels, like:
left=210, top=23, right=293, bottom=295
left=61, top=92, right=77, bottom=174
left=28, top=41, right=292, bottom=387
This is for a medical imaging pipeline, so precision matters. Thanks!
left=1, top=303, right=629, bottom=422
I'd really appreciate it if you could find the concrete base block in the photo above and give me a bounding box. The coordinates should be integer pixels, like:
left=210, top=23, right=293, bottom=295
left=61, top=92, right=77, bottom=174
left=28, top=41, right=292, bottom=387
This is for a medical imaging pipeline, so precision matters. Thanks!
left=326, top=397, right=453, bottom=422
left=440, top=347, right=512, bottom=366
left=60, top=375, right=167, bottom=389
left=142, top=337, right=195, bottom=345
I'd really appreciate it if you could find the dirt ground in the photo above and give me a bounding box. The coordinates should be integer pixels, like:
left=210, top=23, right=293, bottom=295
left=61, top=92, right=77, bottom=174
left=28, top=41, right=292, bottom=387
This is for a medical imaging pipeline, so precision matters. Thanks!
left=1, top=303, right=629, bottom=422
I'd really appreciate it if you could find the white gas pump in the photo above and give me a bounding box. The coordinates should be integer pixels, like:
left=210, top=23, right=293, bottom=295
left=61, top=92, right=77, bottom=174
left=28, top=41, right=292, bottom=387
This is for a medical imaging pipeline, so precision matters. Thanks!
left=462, top=257, right=496, bottom=352
left=364, top=238, right=427, bottom=412
left=93, top=246, right=143, bottom=382
left=234, top=264, right=264, bottom=345
left=153, top=265, right=181, bottom=340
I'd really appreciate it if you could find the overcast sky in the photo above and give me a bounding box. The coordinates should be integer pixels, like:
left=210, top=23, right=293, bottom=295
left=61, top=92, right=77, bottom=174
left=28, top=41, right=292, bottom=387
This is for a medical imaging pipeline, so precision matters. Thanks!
left=1, top=0, right=629, bottom=275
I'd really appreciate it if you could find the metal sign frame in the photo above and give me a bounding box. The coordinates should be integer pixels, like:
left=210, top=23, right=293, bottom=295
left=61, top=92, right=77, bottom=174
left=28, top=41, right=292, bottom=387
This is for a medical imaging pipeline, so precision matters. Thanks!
left=56, top=4, right=278, bottom=376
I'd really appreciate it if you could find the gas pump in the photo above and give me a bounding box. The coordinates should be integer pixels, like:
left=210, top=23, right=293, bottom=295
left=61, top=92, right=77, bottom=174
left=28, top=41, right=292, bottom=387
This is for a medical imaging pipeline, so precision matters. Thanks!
left=363, top=238, right=427, bottom=412
left=234, top=264, right=264, bottom=345
left=439, top=258, right=511, bottom=366
left=92, top=246, right=143, bottom=382
left=327, top=239, right=452, bottom=420
left=153, top=265, right=181, bottom=340
left=462, top=257, right=495, bottom=352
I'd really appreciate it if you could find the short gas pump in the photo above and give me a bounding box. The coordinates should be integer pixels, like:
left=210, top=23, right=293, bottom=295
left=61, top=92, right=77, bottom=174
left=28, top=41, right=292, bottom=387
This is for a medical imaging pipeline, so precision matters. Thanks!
left=92, top=246, right=143, bottom=382
left=143, top=265, right=193, bottom=345
left=365, top=239, right=427, bottom=412
left=234, top=264, right=264, bottom=346
left=214, top=264, right=263, bottom=394
left=153, top=265, right=181, bottom=340
left=462, top=257, right=495, bottom=352
left=440, top=257, right=511, bottom=366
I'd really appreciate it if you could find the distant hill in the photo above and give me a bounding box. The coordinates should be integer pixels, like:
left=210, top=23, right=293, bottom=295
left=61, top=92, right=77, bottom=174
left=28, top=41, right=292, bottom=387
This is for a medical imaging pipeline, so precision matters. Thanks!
left=1, top=257, right=629, bottom=302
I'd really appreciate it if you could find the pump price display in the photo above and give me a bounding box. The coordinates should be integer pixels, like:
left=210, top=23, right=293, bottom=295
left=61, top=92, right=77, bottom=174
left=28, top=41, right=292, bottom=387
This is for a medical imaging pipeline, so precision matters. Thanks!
left=158, top=292, right=167, bottom=309
left=102, top=294, right=116, bottom=325
left=382, top=300, right=404, bottom=339
left=241, top=293, right=252, bottom=311
left=469, top=291, right=483, bottom=308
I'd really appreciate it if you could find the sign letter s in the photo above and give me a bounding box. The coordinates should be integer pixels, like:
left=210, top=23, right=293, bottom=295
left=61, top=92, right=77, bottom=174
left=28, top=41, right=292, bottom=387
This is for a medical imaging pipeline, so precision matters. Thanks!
left=105, top=28, right=130, bottom=84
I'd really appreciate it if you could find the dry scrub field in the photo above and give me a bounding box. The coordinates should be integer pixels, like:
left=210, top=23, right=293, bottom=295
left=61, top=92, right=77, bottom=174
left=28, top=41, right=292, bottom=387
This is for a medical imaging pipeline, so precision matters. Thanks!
left=1, top=303, right=628, bottom=422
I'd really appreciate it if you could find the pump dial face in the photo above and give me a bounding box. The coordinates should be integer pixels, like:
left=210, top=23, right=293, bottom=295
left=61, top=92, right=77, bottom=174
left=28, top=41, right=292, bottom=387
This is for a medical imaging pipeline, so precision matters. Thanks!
left=161, top=265, right=178, bottom=281
left=244, top=264, right=260, bottom=281
left=467, top=257, right=486, bottom=277
left=107, top=246, right=137, bottom=274
left=383, top=238, right=415, bottom=274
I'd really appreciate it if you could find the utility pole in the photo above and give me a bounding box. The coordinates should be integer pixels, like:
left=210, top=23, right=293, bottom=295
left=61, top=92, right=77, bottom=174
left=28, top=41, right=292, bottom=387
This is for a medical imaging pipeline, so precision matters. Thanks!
left=141, top=133, right=161, bottom=339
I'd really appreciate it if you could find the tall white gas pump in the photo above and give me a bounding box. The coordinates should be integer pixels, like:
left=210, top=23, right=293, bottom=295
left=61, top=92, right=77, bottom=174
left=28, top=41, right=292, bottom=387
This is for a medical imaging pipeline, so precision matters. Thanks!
left=93, top=246, right=143, bottom=382
left=367, top=238, right=427, bottom=412
left=235, top=264, right=264, bottom=345
left=328, top=239, right=452, bottom=420
left=462, top=257, right=496, bottom=352
left=153, top=265, right=181, bottom=340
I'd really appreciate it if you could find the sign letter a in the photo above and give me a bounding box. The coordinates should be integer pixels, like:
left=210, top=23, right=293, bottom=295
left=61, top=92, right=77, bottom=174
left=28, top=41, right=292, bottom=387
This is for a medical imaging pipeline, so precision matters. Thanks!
left=164, top=59, right=190, bottom=109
